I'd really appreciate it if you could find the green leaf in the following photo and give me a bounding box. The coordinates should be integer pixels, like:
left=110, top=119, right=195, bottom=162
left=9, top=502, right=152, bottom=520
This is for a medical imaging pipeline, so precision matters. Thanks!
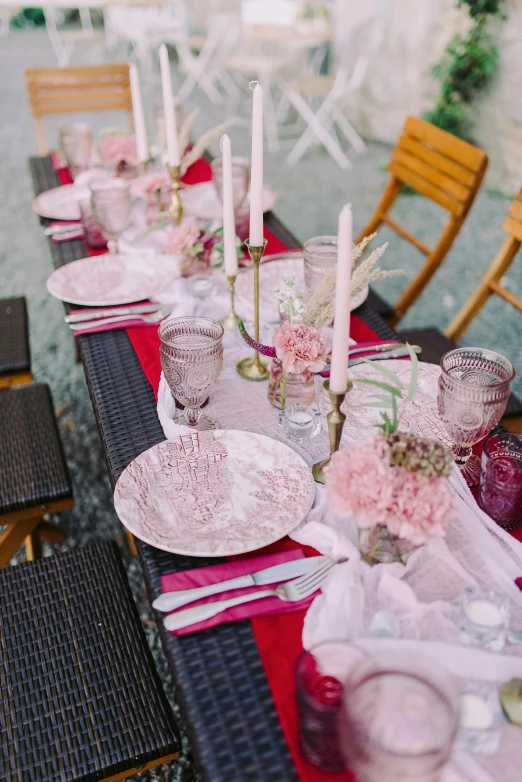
left=359, top=357, right=404, bottom=389
left=406, top=343, right=419, bottom=402
left=352, top=377, right=402, bottom=396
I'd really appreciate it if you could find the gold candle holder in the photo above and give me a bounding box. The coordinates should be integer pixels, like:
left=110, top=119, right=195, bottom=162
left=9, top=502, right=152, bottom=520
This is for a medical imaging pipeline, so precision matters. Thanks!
left=220, top=275, right=240, bottom=332
left=168, top=164, right=183, bottom=226
left=236, top=238, right=269, bottom=381
left=312, top=378, right=352, bottom=484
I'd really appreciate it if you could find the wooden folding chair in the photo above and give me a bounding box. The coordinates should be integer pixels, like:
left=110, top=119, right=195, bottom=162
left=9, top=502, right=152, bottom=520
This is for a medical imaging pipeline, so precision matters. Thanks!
left=446, top=189, right=522, bottom=342
left=357, top=116, right=488, bottom=326
left=25, top=64, right=133, bottom=154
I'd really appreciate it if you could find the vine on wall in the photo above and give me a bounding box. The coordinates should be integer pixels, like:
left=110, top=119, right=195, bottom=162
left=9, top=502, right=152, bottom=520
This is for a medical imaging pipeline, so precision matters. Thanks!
left=425, top=0, right=505, bottom=140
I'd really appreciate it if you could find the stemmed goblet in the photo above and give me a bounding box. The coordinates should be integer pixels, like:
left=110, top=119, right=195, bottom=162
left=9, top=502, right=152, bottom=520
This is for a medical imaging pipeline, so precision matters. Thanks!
left=437, top=348, right=515, bottom=486
left=90, top=178, right=132, bottom=254
left=159, top=316, right=224, bottom=428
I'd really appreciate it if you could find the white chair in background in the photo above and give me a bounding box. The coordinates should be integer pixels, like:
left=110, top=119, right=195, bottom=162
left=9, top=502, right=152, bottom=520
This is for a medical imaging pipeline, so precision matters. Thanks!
left=39, top=0, right=106, bottom=66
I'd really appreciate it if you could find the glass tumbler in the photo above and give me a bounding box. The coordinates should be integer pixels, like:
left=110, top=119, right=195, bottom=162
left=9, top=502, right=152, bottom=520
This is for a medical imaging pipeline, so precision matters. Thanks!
left=437, top=348, right=515, bottom=486
left=159, top=317, right=224, bottom=428
left=211, top=156, right=250, bottom=240
left=90, top=178, right=132, bottom=254
left=79, top=198, right=107, bottom=250
left=303, top=236, right=339, bottom=300
left=341, top=653, right=459, bottom=782
left=59, top=122, right=92, bottom=180
left=479, top=431, right=522, bottom=529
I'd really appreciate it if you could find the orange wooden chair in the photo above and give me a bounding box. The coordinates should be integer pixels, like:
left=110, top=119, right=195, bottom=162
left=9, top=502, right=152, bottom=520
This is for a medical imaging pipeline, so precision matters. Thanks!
left=357, top=116, right=488, bottom=326
left=446, top=188, right=522, bottom=341
left=25, top=63, right=133, bottom=154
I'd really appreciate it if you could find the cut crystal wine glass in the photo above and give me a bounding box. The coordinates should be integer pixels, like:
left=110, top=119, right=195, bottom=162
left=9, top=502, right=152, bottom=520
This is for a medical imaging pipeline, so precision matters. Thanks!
left=437, top=348, right=515, bottom=486
left=90, top=178, right=132, bottom=254
left=159, top=316, right=224, bottom=428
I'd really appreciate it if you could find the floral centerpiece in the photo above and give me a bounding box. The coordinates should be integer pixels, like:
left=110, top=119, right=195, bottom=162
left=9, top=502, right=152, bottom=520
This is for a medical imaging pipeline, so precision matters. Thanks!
left=99, top=131, right=139, bottom=178
left=269, top=322, right=329, bottom=409
left=165, top=221, right=242, bottom=276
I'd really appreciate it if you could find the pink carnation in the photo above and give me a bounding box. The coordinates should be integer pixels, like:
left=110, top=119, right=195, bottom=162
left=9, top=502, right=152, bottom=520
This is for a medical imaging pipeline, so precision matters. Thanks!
left=165, top=223, right=201, bottom=255
left=100, top=134, right=138, bottom=166
left=132, top=172, right=170, bottom=199
left=325, top=434, right=455, bottom=546
left=273, top=322, right=328, bottom=374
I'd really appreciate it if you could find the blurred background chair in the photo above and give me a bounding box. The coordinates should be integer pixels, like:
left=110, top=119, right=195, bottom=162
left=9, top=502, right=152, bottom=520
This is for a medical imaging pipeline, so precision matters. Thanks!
left=446, top=189, right=522, bottom=342
left=357, top=116, right=488, bottom=326
left=40, top=0, right=106, bottom=67
left=0, top=297, right=32, bottom=389
left=25, top=63, right=133, bottom=153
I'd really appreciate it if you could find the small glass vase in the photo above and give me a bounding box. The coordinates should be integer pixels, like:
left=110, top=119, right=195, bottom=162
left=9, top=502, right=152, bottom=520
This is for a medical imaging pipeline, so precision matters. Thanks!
left=359, top=524, right=417, bottom=566
left=267, top=358, right=315, bottom=410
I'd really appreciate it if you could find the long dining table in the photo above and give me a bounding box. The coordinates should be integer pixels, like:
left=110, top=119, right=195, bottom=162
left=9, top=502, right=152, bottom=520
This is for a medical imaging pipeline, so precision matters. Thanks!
left=30, top=154, right=399, bottom=782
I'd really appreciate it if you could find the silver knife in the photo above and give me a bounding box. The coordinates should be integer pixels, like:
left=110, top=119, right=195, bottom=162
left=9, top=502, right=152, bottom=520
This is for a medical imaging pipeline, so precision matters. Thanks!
left=349, top=345, right=421, bottom=367
left=152, top=555, right=328, bottom=613
left=65, top=303, right=163, bottom=323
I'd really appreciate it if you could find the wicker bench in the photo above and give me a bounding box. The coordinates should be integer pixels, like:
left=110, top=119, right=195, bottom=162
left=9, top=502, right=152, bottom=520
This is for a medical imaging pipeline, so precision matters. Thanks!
left=0, top=383, right=74, bottom=566
left=0, top=297, right=32, bottom=389
left=0, top=540, right=180, bottom=781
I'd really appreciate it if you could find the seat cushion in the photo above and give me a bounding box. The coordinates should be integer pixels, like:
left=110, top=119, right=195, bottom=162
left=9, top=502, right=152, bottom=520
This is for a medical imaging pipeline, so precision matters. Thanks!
left=0, top=384, right=73, bottom=515
left=0, top=297, right=31, bottom=375
left=0, top=541, right=180, bottom=781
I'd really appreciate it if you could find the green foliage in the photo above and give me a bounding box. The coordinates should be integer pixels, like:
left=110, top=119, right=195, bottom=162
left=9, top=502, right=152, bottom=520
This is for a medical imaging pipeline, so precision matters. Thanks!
left=10, top=8, right=45, bottom=28
left=425, top=1, right=504, bottom=141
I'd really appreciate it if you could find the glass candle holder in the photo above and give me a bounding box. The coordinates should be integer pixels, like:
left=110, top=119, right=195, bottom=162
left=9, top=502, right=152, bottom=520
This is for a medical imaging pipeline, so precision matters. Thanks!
left=303, top=235, right=338, bottom=300
left=457, top=682, right=502, bottom=755
left=189, top=274, right=215, bottom=299
left=59, top=121, right=92, bottom=180
left=278, top=403, right=321, bottom=443
left=479, top=431, right=522, bottom=530
left=459, top=587, right=510, bottom=651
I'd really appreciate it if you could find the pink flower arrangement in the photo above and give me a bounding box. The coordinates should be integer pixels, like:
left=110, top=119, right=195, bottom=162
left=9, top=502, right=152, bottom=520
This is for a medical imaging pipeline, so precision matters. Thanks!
left=273, top=322, right=328, bottom=374
left=99, top=134, right=138, bottom=168
left=325, top=433, right=455, bottom=547
left=132, top=172, right=170, bottom=200
left=165, top=223, right=202, bottom=255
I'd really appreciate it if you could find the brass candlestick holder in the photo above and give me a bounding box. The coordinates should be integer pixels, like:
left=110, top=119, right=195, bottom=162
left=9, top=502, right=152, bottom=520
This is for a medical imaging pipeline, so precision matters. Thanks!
left=220, top=275, right=240, bottom=332
left=168, top=164, right=183, bottom=226
left=312, top=378, right=352, bottom=484
left=236, top=238, right=269, bottom=381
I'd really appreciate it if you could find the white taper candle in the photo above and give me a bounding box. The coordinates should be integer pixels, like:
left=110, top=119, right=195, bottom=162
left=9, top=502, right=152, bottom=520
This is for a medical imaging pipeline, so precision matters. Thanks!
left=221, top=134, right=238, bottom=277
left=249, top=82, right=264, bottom=246
left=330, top=204, right=353, bottom=393
left=129, top=63, right=148, bottom=163
left=159, top=44, right=180, bottom=167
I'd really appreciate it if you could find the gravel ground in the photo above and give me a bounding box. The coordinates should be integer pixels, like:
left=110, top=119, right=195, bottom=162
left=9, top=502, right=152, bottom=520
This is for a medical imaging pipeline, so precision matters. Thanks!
left=1, top=26, right=521, bottom=781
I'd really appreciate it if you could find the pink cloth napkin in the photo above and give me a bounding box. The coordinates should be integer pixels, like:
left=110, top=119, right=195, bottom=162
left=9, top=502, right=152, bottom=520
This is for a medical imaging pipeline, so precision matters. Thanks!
left=159, top=549, right=317, bottom=636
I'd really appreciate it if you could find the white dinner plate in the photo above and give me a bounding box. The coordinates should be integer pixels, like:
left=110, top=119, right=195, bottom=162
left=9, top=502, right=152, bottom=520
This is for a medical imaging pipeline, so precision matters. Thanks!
left=32, top=184, right=91, bottom=221
left=114, top=429, right=315, bottom=557
left=181, top=181, right=277, bottom=221
left=47, top=253, right=180, bottom=306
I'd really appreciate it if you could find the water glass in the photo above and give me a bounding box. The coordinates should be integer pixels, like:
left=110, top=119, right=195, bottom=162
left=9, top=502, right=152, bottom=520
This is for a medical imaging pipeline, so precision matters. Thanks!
left=303, top=236, right=338, bottom=300
left=90, top=178, right=132, bottom=254
left=79, top=198, right=107, bottom=250
left=479, top=431, right=522, bottom=530
left=59, top=122, right=92, bottom=180
left=437, top=348, right=515, bottom=486
left=459, top=587, right=510, bottom=651
left=211, top=157, right=250, bottom=240
left=341, top=653, right=459, bottom=782
left=159, top=317, right=224, bottom=428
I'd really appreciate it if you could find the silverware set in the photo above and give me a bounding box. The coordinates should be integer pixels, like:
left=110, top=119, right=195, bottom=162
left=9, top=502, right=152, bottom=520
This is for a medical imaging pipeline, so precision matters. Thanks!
left=65, top=303, right=172, bottom=331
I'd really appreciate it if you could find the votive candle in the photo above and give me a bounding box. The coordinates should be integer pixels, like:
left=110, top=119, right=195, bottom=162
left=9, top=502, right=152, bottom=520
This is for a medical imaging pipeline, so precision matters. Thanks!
left=249, top=82, right=264, bottom=246
left=329, top=204, right=353, bottom=393
left=129, top=63, right=148, bottom=163
left=159, top=44, right=180, bottom=167
left=220, top=134, right=238, bottom=277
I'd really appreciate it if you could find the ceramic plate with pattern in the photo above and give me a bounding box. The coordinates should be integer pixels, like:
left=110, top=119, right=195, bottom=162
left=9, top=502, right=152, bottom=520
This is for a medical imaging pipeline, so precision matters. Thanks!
left=47, top=253, right=180, bottom=306
left=235, top=255, right=368, bottom=321
left=32, top=184, right=92, bottom=221
left=181, top=181, right=277, bottom=221
left=114, top=430, right=315, bottom=556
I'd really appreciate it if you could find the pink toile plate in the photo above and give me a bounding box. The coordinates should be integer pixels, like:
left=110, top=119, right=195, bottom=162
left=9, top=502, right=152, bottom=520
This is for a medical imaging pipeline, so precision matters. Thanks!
left=114, top=430, right=315, bottom=557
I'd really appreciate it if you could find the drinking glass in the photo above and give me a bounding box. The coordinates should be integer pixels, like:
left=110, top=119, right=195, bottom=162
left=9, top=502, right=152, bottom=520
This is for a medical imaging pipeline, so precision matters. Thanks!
left=211, top=157, right=250, bottom=239
left=90, top=178, right=132, bottom=254
left=79, top=198, right=107, bottom=250
left=437, top=348, right=515, bottom=486
left=59, top=122, right=92, bottom=180
left=159, top=317, right=224, bottom=428
left=479, top=431, right=522, bottom=530
left=341, top=653, right=459, bottom=782
left=303, top=235, right=338, bottom=300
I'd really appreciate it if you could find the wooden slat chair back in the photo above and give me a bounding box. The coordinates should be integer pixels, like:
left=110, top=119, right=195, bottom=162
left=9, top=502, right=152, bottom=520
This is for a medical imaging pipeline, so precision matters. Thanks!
left=25, top=64, right=133, bottom=154
left=357, top=116, right=488, bottom=326
left=446, top=189, right=522, bottom=341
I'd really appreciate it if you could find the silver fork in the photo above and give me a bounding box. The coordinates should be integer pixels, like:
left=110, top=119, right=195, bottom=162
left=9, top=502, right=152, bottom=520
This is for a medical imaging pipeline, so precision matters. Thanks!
left=164, top=560, right=334, bottom=632
left=69, top=308, right=170, bottom=330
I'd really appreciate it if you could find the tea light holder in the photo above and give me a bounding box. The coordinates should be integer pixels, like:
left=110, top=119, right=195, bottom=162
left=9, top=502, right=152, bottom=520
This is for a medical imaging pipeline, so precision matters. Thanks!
left=313, top=379, right=352, bottom=484
left=220, top=275, right=240, bottom=332
left=168, top=163, right=183, bottom=226
left=278, top=403, right=322, bottom=444
left=459, top=587, right=510, bottom=651
left=457, top=683, right=502, bottom=755
left=189, top=274, right=215, bottom=299
left=236, top=239, right=269, bottom=381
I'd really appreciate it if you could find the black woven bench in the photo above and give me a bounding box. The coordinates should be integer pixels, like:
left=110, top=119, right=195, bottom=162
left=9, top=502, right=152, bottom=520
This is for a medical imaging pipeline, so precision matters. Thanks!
left=0, top=540, right=180, bottom=781
left=0, top=383, right=74, bottom=566
left=29, top=155, right=398, bottom=781
left=0, top=296, right=32, bottom=388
